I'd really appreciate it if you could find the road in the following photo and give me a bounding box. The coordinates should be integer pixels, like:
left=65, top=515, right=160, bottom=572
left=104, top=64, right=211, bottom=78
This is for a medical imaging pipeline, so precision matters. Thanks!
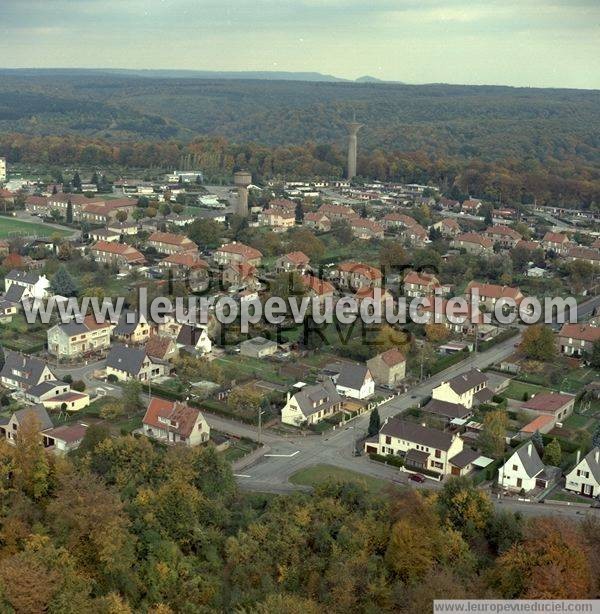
left=232, top=295, right=600, bottom=500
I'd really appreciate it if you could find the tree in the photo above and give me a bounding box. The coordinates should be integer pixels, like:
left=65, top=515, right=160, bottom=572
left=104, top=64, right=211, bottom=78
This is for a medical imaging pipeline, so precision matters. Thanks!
left=485, top=510, right=523, bottom=555
left=437, top=477, right=493, bottom=538
left=115, top=210, right=128, bottom=223
left=122, top=379, right=143, bottom=416
left=99, top=400, right=124, bottom=421
left=542, top=438, right=561, bottom=466
left=288, top=228, right=325, bottom=261
left=158, top=202, right=171, bottom=218
left=368, top=407, right=381, bottom=436
left=493, top=518, right=591, bottom=598
left=478, top=410, right=508, bottom=458
left=425, top=323, right=450, bottom=343
left=330, top=220, right=353, bottom=245
left=146, top=207, right=157, bottom=218
left=378, top=241, right=406, bottom=269
left=12, top=412, right=50, bottom=500
left=50, top=265, right=77, bottom=296
left=76, top=423, right=111, bottom=456
left=132, top=208, right=145, bottom=221
left=72, top=171, right=82, bottom=192
left=592, top=423, right=600, bottom=450
left=520, top=325, right=556, bottom=361
left=589, top=339, right=600, bottom=369
left=187, top=218, right=224, bottom=249
left=50, top=208, right=63, bottom=222
left=66, top=199, right=73, bottom=224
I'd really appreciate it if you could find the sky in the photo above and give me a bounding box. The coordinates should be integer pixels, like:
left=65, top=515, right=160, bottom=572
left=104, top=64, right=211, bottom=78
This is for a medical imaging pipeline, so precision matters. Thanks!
left=1, top=0, right=599, bottom=89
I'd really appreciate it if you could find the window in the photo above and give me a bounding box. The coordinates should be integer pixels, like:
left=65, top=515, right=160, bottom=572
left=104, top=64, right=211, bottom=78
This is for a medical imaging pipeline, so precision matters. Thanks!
left=435, top=449, right=441, bottom=459
left=512, top=464, right=518, bottom=471
left=385, top=436, right=391, bottom=445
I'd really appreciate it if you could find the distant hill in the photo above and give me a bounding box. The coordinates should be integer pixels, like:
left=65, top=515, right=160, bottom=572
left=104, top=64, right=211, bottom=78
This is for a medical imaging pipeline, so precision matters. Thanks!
left=0, top=69, right=599, bottom=170
left=355, top=75, right=384, bottom=83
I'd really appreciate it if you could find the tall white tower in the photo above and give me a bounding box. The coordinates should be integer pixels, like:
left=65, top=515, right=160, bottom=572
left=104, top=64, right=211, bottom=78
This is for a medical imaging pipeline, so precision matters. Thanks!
left=347, top=120, right=364, bottom=180
left=0, top=157, right=6, bottom=183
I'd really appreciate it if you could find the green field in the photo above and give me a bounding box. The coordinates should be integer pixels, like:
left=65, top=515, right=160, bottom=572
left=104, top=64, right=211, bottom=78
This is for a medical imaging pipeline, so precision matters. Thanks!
left=0, top=217, right=71, bottom=239
left=289, top=464, right=400, bottom=495
left=503, top=380, right=553, bottom=400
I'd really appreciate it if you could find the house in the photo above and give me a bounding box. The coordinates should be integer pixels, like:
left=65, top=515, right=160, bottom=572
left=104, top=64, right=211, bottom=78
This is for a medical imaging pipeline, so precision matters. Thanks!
left=301, top=275, right=335, bottom=305
left=158, top=252, right=209, bottom=291
left=113, top=310, right=151, bottom=344
left=421, top=398, right=473, bottom=423
left=0, top=298, right=18, bottom=322
left=431, top=218, right=461, bottom=238
left=367, top=348, right=406, bottom=387
left=90, top=241, right=145, bottom=269
left=566, top=246, right=600, bottom=267
left=321, top=362, right=374, bottom=400
left=222, top=262, right=259, bottom=290
left=4, top=269, right=51, bottom=301
left=142, top=397, right=210, bottom=446
left=484, top=225, right=522, bottom=249
left=281, top=379, right=343, bottom=426
left=515, top=239, right=542, bottom=252
left=559, top=323, right=600, bottom=357
left=542, top=232, right=570, bottom=254
left=465, top=281, right=523, bottom=310
left=366, top=418, right=474, bottom=477
left=275, top=251, right=310, bottom=274
left=351, top=218, right=384, bottom=240
left=399, top=223, right=429, bottom=246
left=521, top=392, right=575, bottom=422
left=461, top=199, right=482, bottom=214
left=41, top=423, right=88, bottom=454
left=0, top=350, right=56, bottom=391
left=565, top=448, right=600, bottom=498
left=498, top=441, right=553, bottom=493
left=105, top=344, right=169, bottom=382
left=304, top=211, right=331, bottom=232
left=145, top=335, right=178, bottom=362
left=431, top=369, right=489, bottom=409
left=176, top=324, right=212, bottom=355
left=89, top=229, right=121, bottom=243
left=403, top=270, right=441, bottom=298
left=0, top=405, right=54, bottom=444
left=439, top=198, right=460, bottom=210
left=24, top=379, right=70, bottom=404
left=239, top=336, right=278, bottom=358
left=518, top=414, right=556, bottom=439
left=258, top=208, right=296, bottom=231
left=147, top=231, right=198, bottom=255
left=336, top=261, right=382, bottom=289
left=451, top=233, right=493, bottom=255
left=382, top=213, right=418, bottom=231
left=47, top=314, right=113, bottom=358
left=317, top=203, right=358, bottom=223
left=213, top=242, right=262, bottom=267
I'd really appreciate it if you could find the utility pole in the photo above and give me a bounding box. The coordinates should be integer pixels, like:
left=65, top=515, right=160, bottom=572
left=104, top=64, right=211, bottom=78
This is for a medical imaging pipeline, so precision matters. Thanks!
left=258, top=406, right=262, bottom=446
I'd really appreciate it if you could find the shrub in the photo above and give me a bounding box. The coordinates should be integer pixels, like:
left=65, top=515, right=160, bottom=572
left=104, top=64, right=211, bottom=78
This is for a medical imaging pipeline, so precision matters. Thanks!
left=71, top=380, right=86, bottom=392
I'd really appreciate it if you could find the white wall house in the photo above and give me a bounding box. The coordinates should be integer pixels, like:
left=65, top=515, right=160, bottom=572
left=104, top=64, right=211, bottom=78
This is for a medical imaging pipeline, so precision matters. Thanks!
left=498, top=442, right=547, bottom=493
left=431, top=369, right=488, bottom=409
left=565, top=448, right=600, bottom=498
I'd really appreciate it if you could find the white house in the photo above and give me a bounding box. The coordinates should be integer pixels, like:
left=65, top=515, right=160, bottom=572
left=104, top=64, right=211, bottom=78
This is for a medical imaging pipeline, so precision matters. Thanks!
left=321, top=362, right=375, bottom=400
left=431, top=369, right=489, bottom=409
left=281, top=380, right=342, bottom=427
left=497, top=441, right=550, bottom=493
left=4, top=270, right=51, bottom=303
left=565, top=448, right=600, bottom=498
left=142, top=397, right=210, bottom=446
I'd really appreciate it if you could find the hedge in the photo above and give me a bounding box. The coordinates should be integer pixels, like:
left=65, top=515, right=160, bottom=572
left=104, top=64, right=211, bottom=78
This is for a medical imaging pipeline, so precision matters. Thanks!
left=369, top=453, right=404, bottom=468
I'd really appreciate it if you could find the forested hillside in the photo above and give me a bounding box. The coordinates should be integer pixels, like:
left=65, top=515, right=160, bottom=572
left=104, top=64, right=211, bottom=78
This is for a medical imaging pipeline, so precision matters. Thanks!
left=0, top=419, right=598, bottom=612
left=0, top=71, right=599, bottom=207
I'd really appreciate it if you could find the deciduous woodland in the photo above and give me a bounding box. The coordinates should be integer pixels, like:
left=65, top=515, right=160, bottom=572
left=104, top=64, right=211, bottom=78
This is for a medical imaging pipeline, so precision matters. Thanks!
left=0, top=416, right=598, bottom=613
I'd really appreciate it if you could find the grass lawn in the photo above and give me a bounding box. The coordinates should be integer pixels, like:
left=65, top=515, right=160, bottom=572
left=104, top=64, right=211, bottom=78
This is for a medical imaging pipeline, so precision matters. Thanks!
left=546, top=491, right=593, bottom=505
left=289, top=464, right=400, bottom=495
left=560, top=368, right=598, bottom=395
left=219, top=438, right=259, bottom=463
left=215, top=355, right=292, bottom=385
left=503, top=380, right=553, bottom=400
left=0, top=217, right=71, bottom=239
left=564, top=413, right=592, bottom=429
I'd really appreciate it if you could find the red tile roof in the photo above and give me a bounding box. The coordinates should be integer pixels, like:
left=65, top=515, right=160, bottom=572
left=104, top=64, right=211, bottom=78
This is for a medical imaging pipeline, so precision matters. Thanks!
left=522, top=393, right=574, bottom=414
left=283, top=251, right=310, bottom=266
left=466, top=281, right=523, bottom=302
left=543, top=232, right=569, bottom=244
left=91, top=241, right=145, bottom=263
left=455, top=232, right=493, bottom=249
left=217, top=242, right=262, bottom=260
left=339, top=261, right=382, bottom=280
left=149, top=231, right=197, bottom=249
left=301, top=275, right=334, bottom=296
left=143, top=397, right=202, bottom=438
left=486, top=224, right=522, bottom=239
left=161, top=252, right=208, bottom=268
left=559, top=323, right=600, bottom=343
left=404, top=270, right=439, bottom=287
left=520, top=414, right=555, bottom=434
left=379, top=348, right=406, bottom=366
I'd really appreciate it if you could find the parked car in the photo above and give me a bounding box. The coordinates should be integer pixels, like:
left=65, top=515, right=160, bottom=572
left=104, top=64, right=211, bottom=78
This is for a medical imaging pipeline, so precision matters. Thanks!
left=408, top=473, right=426, bottom=484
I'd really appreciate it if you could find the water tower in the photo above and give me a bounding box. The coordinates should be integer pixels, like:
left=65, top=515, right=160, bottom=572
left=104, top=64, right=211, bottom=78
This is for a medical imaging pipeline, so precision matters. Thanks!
left=233, top=170, right=252, bottom=217
left=347, top=117, right=364, bottom=180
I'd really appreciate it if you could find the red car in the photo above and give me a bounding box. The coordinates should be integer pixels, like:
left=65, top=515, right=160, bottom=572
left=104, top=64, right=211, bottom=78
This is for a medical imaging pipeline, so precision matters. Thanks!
left=408, top=473, right=426, bottom=484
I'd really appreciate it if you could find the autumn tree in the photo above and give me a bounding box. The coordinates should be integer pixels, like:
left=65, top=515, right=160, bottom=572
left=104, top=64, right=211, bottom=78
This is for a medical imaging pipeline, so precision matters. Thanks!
left=425, top=323, right=450, bottom=343
left=520, top=324, right=556, bottom=361
left=493, top=517, right=591, bottom=598
left=13, top=412, right=50, bottom=500
left=478, top=409, right=508, bottom=458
